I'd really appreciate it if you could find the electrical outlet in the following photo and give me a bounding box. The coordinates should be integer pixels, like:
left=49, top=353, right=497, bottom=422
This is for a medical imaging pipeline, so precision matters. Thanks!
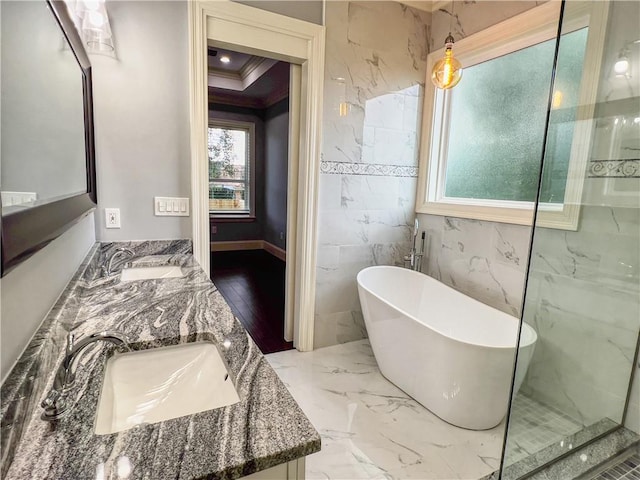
left=212, top=225, right=217, bottom=234
left=280, top=232, right=285, bottom=240
left=105, top=208, right=121, bottom=229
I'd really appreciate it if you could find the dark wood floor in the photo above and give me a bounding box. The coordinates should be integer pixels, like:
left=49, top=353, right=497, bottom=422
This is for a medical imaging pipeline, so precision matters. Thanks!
left=210, top=250, right=293, bottom=354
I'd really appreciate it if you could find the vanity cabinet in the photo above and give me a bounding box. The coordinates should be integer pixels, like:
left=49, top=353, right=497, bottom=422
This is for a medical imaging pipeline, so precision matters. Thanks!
left=242, top=458, right=305, bottom=480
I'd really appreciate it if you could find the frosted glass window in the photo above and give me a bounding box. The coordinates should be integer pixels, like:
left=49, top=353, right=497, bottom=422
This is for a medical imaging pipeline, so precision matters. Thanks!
left=443, top=28, right=588, bottom=203
left=539, top=28, right=589, bottom=203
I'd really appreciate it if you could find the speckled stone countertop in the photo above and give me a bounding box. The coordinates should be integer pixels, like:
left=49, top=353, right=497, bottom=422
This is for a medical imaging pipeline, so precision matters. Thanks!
left=0, top=241, right=320, bottom=479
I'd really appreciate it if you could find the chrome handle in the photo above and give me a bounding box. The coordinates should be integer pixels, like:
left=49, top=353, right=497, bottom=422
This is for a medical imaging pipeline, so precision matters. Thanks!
left=66, top=332, right=75, bottom=356
left=41, top=389, right=60, bottom=409
left=40, top=390, right=68, bottom=420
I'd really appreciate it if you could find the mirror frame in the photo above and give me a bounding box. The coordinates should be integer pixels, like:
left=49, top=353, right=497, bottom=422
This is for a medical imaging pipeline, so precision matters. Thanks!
left=0, top=0, right=97, bottom=277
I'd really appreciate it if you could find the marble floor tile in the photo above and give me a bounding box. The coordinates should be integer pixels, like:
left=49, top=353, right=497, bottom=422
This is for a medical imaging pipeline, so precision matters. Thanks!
left=266, top=340, right=505, bottom=480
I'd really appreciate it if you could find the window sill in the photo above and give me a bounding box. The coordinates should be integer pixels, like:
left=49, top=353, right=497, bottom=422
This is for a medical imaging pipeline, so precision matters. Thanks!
left=210, top=214, right=256, bottom=223
left=417, top=200, right=533, bottom=226
left=416, top=199, right=578, bottom=230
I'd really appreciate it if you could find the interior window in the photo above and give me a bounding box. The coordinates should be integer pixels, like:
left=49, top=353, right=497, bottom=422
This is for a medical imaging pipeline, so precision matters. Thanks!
left=208, top=124, right=252, bottom=215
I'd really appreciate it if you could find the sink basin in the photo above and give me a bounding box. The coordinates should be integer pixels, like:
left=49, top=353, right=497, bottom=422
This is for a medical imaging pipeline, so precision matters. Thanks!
left=94, top=342, right=240, bottom=434
left=120, top=265, right=183, bottom=281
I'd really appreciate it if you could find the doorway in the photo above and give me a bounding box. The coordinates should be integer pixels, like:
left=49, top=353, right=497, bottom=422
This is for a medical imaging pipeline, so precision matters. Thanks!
left=211, top=250, right=291, bottom=353
left=188, top=1, right=325, bottom=351
left=207, top=48, right=293, bottom=353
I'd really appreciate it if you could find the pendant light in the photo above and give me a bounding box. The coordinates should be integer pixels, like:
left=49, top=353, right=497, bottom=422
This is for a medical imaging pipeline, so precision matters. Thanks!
left=431, top=1, right=463, bottom=90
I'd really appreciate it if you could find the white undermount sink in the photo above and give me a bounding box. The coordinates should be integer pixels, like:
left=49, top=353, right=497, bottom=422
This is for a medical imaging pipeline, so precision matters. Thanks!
left=94, top=342, right=240, bottom=435
left=120, top=265, right=184, bottom=281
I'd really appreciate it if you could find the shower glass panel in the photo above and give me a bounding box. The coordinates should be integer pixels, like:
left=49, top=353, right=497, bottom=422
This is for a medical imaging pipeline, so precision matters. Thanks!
left=501, top=0, right=640, bottom=478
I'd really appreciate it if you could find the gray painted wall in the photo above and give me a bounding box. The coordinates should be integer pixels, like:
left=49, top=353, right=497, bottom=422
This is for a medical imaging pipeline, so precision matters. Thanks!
left=1, top=1, right=86, bottom=203
left=264, top=99, right=289, bottom=250
left=233, top=1, right=323, bottom=25
left=209, top=106, right=265, bottom=242
left=0, top=213, right=96, bottom=382
left=91, top=1, right=315, bottom=244
left=92, top=1, right=191, bottom=242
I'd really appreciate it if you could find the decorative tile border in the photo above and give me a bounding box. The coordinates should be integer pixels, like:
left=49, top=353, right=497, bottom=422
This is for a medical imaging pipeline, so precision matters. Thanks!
left=320, top=160, right=418, bottom=177
left=588, top=159, right=640, bottom=178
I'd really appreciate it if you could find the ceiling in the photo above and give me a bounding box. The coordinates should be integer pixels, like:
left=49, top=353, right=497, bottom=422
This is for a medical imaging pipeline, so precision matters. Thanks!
left=208, top=53, right=290, bottom=110
left=208, top=47, right=254, bottom=74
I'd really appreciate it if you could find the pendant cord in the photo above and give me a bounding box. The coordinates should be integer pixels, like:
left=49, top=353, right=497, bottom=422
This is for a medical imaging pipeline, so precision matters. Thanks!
left=449, top=0, right=454, bottom=37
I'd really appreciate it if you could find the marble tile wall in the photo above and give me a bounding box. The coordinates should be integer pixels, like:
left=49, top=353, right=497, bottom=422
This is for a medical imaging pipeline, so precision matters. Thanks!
left=314, top=0, right=640, bottom=440
left=417, top=214, right=532, bottom=317
left=519, top=205, right=640, bottom=427
left=418, top=0, right=640, bottom=439
left=414, top=2, right=543, bottom=318
left=314, top=1, right=430, bottom=349
left=516, top=0, right=640, bottom=433
left=429, top=0, right=543, bottom=52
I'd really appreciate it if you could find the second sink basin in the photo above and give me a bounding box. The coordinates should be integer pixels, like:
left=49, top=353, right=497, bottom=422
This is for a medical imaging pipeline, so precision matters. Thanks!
left=120, top=265, right=183, bottom=281
left=94, top=342, right=240, bottom=434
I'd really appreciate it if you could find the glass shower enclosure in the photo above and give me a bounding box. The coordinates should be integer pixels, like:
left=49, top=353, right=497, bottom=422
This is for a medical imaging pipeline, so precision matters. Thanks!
left=500, top=0, right=640, bottom=478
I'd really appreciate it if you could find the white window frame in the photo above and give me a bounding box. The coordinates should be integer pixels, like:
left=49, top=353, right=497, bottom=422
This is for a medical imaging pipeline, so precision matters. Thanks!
left=208, top=119, right=256, bottom=218
left=416, top=1, right=609, bottom=229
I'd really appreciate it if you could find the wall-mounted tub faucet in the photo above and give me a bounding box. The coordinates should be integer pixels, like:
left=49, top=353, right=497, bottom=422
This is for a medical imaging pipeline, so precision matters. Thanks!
left=101, top=247, right=134, bottom=276
left=41, top=331, right=130, bottom=421
left=404, top=219, right=425, bottom=271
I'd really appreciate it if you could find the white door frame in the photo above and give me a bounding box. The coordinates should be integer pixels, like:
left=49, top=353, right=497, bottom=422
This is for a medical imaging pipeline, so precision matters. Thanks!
left=188, top=1, right=325, bottom=351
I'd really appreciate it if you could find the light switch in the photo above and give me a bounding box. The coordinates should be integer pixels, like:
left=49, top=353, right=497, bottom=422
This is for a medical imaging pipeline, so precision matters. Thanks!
left=154, top=197, right=189, bottom=217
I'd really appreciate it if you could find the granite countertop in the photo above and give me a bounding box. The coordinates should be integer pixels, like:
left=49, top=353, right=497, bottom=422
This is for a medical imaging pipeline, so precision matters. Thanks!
left=0, top=240, right=320, bottom=479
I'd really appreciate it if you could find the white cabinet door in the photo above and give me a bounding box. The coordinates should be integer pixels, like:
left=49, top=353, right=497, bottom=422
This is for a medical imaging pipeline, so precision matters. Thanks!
left=241, top=457, right=305, bottom=480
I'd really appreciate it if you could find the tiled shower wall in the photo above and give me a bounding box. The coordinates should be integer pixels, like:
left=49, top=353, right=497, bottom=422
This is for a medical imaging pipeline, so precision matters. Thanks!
left=521, top=204, right=639, bottom=428
left=313, top=1, right=430, bottom=348
left=524, top=0, right=640, bottom=429
left=418, top=0, right=640, bottom=436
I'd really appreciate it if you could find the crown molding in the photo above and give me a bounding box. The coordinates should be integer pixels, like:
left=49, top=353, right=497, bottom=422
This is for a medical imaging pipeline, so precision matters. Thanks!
left=208, top=56, right=277, bottom=91
left=390, top=0, right=451, bottom=13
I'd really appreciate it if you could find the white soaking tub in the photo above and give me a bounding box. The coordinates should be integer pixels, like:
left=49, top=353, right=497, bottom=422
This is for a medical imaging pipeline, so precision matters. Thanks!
left=357, top=266, right=537, bottom=430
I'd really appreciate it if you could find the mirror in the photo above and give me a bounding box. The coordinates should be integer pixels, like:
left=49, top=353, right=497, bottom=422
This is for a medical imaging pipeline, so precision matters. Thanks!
left=1, top=1, right=86, bottom=209
left=0, top=0, right=96, bottom=275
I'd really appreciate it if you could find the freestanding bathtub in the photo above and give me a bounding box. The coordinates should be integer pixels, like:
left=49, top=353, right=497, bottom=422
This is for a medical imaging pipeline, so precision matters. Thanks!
left=357, top=265, right=537, bottom=430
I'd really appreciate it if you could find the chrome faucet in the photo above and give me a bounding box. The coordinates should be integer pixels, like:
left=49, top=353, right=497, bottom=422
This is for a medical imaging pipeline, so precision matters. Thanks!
left=41, top=331, right=130, bottom=421
left=101, top=247, right=134, bottom=276
left=404, top=219, right=425, bottom=271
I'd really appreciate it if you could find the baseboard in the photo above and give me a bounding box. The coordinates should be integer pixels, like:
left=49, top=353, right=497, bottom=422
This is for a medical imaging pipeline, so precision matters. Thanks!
left=263, top=241, right=286, bottom=262
left=210, top=240, right=263, bottom=251
left=210, top=240, right=286, bottom=262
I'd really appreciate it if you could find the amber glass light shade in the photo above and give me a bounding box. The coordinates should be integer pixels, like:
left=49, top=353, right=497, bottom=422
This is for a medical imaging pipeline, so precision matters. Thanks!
left=431, top=38, right=463, bottom=90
